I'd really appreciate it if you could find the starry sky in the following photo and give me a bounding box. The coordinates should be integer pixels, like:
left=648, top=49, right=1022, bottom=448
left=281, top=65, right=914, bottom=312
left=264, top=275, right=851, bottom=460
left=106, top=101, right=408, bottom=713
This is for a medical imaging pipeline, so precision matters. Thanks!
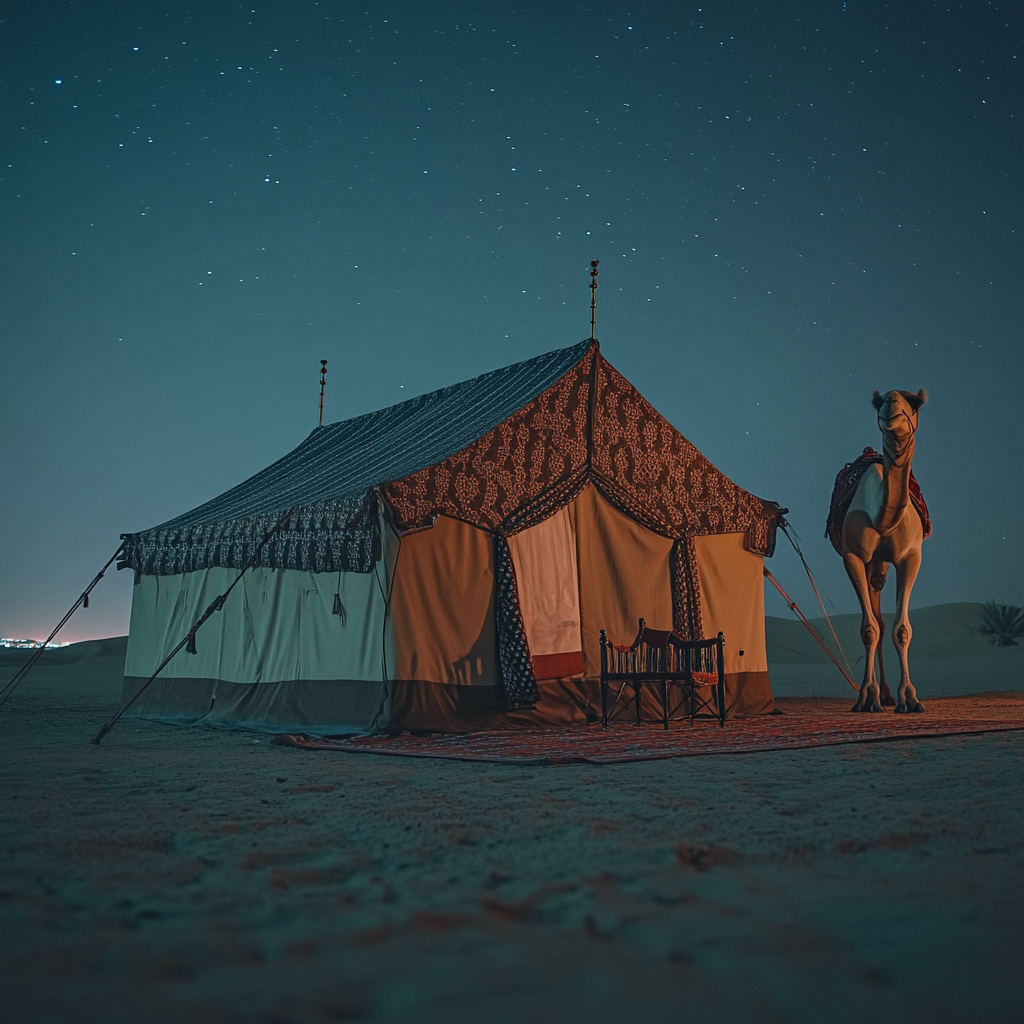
left=2, top=1, right=1021, bottom=643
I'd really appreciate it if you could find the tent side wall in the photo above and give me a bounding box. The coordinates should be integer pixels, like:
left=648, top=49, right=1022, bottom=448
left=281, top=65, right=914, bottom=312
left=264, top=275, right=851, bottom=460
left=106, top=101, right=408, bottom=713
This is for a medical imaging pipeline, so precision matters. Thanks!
left=121, top=500, right=773, bottom=734
left=575, top=484, right=676, bottom=672
left=692, top=533, right=774, bottom=716
left=121, top=555, right=392, bottom=734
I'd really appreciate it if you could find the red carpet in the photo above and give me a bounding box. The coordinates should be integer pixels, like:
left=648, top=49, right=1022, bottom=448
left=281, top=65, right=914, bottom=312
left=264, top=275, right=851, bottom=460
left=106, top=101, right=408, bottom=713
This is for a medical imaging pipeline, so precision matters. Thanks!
left=275, top=693, right=1024, bottom=765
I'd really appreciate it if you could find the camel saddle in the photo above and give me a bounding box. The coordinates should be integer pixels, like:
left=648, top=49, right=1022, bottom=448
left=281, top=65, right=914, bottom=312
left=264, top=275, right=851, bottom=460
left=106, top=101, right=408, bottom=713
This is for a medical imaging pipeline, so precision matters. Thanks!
left=825, top=447, right=932, bottom=555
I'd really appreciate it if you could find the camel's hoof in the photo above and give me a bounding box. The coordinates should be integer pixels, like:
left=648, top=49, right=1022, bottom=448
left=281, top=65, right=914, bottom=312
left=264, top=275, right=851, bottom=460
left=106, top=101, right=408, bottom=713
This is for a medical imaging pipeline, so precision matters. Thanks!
left=895, top=701, right=925, bottom=714
left=881, top=695, right=896, bottom=707
left=868, top=704, right=884, bottom=713
left=851, top=703, right=864, bottom=713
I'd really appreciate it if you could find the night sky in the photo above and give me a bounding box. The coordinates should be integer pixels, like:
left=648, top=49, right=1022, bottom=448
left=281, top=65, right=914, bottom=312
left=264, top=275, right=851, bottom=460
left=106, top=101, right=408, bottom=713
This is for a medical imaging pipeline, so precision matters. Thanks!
left=2, top=1, right=1021, bottom=643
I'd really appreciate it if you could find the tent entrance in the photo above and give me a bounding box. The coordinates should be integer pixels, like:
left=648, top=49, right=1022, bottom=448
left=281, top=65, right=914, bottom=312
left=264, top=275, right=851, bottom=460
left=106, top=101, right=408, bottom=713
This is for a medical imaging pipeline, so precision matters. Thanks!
left=508, top=506, right=584, bottom=679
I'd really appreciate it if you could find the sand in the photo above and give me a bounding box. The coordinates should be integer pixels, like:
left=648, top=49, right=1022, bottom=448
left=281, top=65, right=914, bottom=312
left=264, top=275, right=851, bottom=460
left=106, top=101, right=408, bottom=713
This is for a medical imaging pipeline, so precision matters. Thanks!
left=1, top=630, right=1023, bottom=1023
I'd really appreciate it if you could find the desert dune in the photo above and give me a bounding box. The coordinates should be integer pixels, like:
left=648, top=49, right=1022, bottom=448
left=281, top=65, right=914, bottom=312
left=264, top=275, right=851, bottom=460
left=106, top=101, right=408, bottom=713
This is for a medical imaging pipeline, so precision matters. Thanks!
left=767, top=601, right=1024, bottom=696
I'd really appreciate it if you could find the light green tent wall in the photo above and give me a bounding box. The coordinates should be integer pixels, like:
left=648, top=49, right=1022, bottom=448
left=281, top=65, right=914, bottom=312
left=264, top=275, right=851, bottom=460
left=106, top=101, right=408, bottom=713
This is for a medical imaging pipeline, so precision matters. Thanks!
left=121, top=523, right=398, bottom=734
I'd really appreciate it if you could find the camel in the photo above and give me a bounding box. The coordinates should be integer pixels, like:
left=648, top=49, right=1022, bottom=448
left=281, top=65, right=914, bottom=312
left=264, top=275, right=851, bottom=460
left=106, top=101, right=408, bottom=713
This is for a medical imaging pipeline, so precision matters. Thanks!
left=839, top=389, right=928, bottom=713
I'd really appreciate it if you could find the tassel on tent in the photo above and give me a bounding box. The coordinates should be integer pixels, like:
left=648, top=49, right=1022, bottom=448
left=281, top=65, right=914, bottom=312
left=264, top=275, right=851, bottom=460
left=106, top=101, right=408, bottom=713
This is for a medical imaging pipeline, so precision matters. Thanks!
left=83, top=593, right=89, bottom=609
left=186, top=631, right=197, bottom=655
left=333, top=593, right=346, bottom=626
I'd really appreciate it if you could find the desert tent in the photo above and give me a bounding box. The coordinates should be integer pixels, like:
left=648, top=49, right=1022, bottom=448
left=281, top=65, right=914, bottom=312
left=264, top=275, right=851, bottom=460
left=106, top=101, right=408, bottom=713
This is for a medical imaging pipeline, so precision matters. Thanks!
left=119, top=339, right=784, bottom=733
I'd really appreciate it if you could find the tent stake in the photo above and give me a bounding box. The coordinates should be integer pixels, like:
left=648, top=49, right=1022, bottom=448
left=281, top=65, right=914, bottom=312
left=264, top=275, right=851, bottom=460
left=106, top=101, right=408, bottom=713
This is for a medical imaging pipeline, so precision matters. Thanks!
left=0, top=542, right=125, bottom=711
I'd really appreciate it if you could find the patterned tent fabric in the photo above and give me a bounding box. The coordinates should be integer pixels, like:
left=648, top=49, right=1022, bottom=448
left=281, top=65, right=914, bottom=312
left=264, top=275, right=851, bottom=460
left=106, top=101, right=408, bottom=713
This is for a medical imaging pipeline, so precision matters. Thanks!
left=119, top=340, right=592, bottom=575
left=593, top=359, right=780, bottom=553
left=493, top=535, right=540, bottom=704
left=381, top=345, right=781, bottom=647
left=382, top=347, right=781, bottom=554
left=670, top=537, right=704, bottom=641
left=122, top=495, right=379, bottom=576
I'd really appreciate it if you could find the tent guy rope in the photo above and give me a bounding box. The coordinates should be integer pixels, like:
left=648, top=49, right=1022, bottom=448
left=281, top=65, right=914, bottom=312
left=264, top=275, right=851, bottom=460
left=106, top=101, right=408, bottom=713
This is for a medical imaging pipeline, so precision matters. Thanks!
left=763, top=566, right=859, bottom=692
left=0, top=542, right=126, bottom=711
left=778, top=521, right=856, bottom=682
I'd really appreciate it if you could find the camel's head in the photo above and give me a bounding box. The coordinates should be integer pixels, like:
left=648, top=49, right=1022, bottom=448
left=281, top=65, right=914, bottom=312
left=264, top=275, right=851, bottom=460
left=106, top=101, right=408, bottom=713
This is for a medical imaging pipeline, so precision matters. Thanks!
left=871, top=389, right=927, bottom=458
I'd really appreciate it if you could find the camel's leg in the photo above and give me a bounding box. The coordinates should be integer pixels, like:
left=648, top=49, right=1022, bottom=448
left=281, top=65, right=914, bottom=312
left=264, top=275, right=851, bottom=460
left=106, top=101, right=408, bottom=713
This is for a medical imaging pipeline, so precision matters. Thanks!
left=843, top=554, right=884, bottom=712
left=892, top=549, right=924, bottom=713
left=868, top=563, right=895, bottom=706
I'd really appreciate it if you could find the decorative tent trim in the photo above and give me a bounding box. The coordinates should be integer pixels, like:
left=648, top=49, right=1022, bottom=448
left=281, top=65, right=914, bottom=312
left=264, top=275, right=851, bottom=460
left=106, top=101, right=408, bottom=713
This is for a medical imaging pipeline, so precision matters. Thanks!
left=121, top=495, right=379, bottom=576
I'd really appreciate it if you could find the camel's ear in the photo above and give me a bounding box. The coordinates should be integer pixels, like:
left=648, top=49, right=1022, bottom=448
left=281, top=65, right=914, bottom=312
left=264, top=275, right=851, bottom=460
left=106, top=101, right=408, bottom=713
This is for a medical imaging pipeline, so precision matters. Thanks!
left=906, top=388, right=928, bottom=411
left=871, top=390, right=884, bottom=410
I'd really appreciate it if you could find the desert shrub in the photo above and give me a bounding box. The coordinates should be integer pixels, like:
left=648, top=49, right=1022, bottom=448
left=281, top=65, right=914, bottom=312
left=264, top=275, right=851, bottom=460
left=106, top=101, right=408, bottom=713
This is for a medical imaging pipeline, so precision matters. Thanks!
left=977, top=602, right=1024, bottom=647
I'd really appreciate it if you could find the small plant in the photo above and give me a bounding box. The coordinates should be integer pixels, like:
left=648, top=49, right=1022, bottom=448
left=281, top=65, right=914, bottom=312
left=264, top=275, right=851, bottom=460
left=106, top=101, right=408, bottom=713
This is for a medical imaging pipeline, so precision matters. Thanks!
left=977, top=602, right=1024, bottom=647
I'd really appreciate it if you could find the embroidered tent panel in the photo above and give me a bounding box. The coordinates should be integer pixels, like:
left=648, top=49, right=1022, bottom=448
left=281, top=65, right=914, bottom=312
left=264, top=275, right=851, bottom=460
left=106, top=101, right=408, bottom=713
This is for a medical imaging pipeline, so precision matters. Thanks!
left=383, top=348, right=594, bottom=536
left=592, top=359, right=778, bottom=554
left=382, top=349, right=778, bottom=556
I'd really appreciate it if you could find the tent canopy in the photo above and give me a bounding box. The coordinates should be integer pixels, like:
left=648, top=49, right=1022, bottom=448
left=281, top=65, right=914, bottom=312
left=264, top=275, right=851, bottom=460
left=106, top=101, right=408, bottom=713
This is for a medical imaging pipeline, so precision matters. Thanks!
left=120, top=340, right=781, bottom=580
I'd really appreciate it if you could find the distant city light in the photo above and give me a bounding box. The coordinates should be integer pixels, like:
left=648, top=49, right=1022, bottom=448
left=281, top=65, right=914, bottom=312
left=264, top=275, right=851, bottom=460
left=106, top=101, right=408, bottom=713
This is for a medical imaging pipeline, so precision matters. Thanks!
left=1, top=637, right=71, bottom=649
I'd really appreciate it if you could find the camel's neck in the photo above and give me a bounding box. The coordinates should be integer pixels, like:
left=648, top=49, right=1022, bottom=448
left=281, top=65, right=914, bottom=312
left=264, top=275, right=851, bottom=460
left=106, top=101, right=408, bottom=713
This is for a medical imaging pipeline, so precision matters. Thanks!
left=875, top=431, right=915, bottom=535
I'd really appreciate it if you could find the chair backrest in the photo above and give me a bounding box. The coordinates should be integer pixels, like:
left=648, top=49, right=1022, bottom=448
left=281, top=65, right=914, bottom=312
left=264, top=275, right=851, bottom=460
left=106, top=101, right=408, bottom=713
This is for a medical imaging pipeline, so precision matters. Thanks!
left=600, top=618, right=723, bottom=680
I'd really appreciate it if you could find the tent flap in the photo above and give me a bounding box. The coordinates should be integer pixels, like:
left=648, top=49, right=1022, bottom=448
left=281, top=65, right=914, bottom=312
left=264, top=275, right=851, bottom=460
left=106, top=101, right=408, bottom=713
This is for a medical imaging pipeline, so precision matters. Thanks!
left=507, top=506, right=584, bottom=680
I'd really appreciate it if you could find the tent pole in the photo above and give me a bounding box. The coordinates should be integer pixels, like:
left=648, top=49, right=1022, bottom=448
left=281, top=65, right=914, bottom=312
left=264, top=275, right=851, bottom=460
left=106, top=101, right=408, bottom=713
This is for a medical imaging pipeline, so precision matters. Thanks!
left=589, top=260, right=599, bottom=340
left=318, top=359, right=328, bottom=427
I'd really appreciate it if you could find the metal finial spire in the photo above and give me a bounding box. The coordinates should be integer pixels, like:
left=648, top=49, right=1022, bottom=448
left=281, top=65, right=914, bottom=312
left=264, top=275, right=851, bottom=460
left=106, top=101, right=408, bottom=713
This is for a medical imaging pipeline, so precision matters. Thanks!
left=318, top=359, right=328, bottom=427
left=589, top=259, right=599, bottom=340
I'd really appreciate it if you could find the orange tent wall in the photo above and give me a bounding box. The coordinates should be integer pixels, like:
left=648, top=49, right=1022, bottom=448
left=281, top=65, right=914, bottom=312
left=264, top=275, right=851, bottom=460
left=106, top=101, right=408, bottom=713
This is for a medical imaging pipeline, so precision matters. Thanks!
left=382, top=485, right=773, bottom=731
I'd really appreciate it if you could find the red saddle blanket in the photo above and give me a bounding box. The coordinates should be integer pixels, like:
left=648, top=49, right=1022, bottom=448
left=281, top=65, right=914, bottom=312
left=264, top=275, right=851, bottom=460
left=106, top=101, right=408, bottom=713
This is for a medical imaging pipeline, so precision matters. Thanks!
left=825, top=447, right=931, bottom=555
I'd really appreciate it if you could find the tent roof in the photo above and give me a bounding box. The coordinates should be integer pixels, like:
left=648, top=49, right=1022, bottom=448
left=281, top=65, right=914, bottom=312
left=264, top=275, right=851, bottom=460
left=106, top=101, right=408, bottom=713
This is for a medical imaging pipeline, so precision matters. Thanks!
left=154, top=339, right=592, bottom=531
left=121, top=339, right=781, bottom=578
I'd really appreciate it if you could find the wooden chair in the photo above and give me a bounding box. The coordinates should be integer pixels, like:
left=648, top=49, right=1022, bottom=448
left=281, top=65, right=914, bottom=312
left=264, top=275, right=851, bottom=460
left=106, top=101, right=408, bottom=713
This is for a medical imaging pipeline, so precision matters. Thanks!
left=599, top=619, right=726, bottom=729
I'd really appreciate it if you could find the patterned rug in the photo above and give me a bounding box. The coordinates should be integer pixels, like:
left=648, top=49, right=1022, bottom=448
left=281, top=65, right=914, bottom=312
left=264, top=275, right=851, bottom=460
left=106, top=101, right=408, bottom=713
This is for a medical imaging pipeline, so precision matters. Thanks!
left=275, top=694, right=1024, bottom=765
